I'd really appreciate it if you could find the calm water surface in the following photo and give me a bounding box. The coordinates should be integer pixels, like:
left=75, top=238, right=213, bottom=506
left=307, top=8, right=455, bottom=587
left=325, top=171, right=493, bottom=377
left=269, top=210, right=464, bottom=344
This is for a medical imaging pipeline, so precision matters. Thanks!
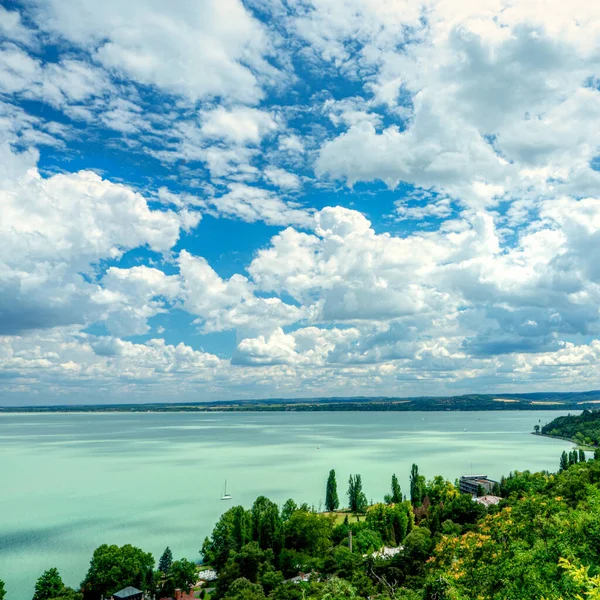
left=0, top=410, right=577, bottom=599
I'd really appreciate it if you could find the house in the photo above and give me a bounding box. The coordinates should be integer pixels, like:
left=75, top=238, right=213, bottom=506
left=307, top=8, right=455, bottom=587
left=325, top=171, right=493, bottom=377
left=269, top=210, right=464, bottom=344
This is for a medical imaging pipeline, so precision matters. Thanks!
left=474, top=495, right=502, bottom=507
left=197, top=569, right=217, bottom=583
left=366, top=546, right=403, bottom=559
left=112, top=587, right=143, bottom=600
left=459, top=475, right=497, bottom=496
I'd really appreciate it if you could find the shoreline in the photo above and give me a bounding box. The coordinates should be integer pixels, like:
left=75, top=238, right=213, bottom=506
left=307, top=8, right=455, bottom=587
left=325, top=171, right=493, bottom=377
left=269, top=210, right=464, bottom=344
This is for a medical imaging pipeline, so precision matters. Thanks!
left=532, top=431, right=596, bottom=451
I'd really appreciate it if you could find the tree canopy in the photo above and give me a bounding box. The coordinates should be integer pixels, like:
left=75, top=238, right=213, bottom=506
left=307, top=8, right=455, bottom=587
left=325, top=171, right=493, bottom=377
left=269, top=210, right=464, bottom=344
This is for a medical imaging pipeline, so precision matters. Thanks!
left=80, top=544, right=154, bottom=600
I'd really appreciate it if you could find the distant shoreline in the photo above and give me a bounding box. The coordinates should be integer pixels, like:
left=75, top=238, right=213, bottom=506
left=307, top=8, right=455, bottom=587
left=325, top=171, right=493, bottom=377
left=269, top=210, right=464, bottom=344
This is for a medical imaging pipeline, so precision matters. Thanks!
left=1, top=391, right=598, bottom=413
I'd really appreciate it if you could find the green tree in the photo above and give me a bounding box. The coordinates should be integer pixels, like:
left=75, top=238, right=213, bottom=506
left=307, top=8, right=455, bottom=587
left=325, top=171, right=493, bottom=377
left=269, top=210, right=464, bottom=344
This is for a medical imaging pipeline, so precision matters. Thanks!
left=560, top=451, right=569, bottom=471
left=223, top=578, right=265, bottom=600
left=347, top=475, right=368, bottom=513
left=34, top=568, right=64, bottom=600
left=579, top=448, right=586, bottom=463
left=533, top=425, right=540, bottom=434
left=251, top=496, right=281, bottom=552
left=409, top=464, right=425, bottom=507
left=325, top=470, right=339, bottom=512
left=80, top=544, right=154, bottom=600
left=595, top=448, right=600, bottom=461
left=160, top=558, right=198, bottom=598
left=391, top=474, right=402, bottom=503
left=202, top=506, right=253, bottom=571
left=281, top=499, right=298, bottom=522
left=158, top=547, right=173, bottom=574
left=0, top=580, right=5, bottom=600
left=283, top=510, right=334, bottom=556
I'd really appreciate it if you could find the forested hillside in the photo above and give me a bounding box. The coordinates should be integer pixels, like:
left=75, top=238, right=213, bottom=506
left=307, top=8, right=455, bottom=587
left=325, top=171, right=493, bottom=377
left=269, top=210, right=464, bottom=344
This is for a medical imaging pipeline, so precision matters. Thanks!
left=542, top=409, right=600, bottom=447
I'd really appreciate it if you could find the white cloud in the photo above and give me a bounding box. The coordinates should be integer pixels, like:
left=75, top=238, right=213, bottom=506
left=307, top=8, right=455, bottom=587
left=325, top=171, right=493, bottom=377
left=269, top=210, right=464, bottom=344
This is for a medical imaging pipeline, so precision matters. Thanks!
left=264, top=166, right=302, bottom=189
left=0, top=7, right=35, bottom=46
left=31, top=0, right=281, bottom=104
left=0, top=141, right=199, bottom=336
left=177, top=250, right=304, bottom=334
left=208, top=183, right=312, bottom=227
left=200, top=106, right=278, bottom=145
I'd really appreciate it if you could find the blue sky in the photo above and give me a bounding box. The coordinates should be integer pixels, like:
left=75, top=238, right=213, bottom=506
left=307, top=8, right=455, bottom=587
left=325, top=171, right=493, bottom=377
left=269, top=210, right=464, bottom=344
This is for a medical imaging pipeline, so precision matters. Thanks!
left=1, top=0, right=600, bottom=405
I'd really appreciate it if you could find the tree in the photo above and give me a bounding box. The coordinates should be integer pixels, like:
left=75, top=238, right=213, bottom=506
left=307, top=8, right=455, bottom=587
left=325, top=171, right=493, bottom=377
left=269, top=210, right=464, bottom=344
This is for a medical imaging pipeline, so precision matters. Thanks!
left=579, top=449, right=586, bottom=463
left=202, top=506, right=253, bottom=571
left=391, top=474, right=402, bottom=503
left=281, top=499, right=298, bottom=522
left=0, top=579, right=5, bottom=600
left=560, top=451, right=569, bottom=471
left=223, top=578, right=265, bottom=600
left=410, top=465, right=425, bottom=507
left=533, top=425, right=540, bottom=434
left=251, top=496, right=282, bottom=552
left=347, top=475, right=368, bottom=513
left=34, top=568, right=64, bottom=600
left=595, top=448, right=600, bottom=461
left=325, top=470, right=340, bottom=512
left=80, top=544, right=154, bottom=600
left=158, top=547, right=173, bottom=574
left=160, top=558, right=198, bottom=598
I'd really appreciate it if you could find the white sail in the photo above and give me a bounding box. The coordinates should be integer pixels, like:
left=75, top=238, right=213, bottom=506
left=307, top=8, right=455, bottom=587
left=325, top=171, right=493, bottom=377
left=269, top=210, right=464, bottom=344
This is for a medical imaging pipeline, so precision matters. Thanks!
left=221, top=479, right=232, bottom=500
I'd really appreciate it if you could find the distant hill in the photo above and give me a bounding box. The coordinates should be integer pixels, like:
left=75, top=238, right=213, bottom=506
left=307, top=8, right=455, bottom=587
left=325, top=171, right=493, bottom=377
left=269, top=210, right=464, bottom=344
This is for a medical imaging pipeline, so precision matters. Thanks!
left=2, top=390, right=600, bottom=412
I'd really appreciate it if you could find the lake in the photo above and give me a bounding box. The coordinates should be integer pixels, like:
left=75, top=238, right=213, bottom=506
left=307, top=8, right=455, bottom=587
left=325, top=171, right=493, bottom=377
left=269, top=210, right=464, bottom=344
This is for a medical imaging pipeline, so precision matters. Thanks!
left=0, top=410, right=578, bottom=599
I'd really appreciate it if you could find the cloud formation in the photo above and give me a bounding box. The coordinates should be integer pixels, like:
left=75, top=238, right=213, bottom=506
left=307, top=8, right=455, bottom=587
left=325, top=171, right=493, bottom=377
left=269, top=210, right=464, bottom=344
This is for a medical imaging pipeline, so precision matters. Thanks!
left=1, top=0, right=600, bottom=403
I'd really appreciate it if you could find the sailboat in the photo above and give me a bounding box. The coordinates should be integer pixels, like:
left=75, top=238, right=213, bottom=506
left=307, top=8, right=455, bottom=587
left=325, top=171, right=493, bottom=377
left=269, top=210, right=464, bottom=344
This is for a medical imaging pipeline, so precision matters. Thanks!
left=221, top=479, right=232, bottom=500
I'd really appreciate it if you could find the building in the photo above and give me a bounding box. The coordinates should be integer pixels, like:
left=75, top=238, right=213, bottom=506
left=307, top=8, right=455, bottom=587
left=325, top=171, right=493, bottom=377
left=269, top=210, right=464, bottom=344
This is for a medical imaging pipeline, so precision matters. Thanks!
left=459, top=475, right=497, bottom=496
left=366, top=546, right=403, bottom=559
left=474, top=495, right=502, bottom=507
left=112, top=587, right=143, bottom=600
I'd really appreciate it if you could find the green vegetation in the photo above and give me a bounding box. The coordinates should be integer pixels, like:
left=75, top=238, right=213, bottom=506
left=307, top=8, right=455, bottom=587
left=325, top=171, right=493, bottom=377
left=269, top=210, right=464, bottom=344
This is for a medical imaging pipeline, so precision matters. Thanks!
left=542, top=409, right=600, bottom=447
left=159, top=547, right=174, bottom=574
left=0, top=579, right=5, bottom=600
left=199, top=460, right=600, bottom=600
left=80, top=544, right=155, bottom=600
left=325, top=470, right=339, bottom=513
left=3, top=453, right=600, bottom=600
left=33, top=568, right=66, bottom=600
left=347, top=475, right=368, bottom=514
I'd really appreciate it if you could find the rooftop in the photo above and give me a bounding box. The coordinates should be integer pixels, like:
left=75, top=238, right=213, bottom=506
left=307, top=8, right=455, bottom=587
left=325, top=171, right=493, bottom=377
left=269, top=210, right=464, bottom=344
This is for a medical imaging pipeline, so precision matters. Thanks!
left=113, top=587, right=142, bottom=599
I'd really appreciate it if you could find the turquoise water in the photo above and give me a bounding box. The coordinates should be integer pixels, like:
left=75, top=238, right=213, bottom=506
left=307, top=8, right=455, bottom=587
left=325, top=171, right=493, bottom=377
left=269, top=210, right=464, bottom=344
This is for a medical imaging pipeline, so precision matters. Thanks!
left=0, top=411, right=577, bottom=599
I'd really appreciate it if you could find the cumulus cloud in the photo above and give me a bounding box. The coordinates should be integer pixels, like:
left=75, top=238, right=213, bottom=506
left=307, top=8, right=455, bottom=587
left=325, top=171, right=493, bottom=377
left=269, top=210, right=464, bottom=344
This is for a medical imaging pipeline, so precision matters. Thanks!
left=0, top=142, right=199, bottom=336
left=28, top=0, right=281, bottom=104
left=2, top=0, right=600, bottom=402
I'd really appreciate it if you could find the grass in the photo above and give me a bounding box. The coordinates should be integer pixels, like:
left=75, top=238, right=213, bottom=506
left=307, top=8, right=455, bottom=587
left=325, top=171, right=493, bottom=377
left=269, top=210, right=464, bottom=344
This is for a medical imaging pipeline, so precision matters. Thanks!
left=323, top=510, right=363, bottom=525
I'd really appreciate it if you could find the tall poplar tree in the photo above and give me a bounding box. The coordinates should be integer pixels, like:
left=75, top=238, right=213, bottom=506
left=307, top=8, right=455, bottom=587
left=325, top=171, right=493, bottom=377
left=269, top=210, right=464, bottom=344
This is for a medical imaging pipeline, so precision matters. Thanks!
left=0, top=579, right=6, bottom=600
left=560, top=451, right=569, bottom=471
left=325, top=469, right=339, bottom=512
left=391, top=474, right=402, bottom=503
left=410, top=464, right=425, bottom=507
left=347, top=474, right=368, bottom=513
left=579, top=449, right=586, bottom=463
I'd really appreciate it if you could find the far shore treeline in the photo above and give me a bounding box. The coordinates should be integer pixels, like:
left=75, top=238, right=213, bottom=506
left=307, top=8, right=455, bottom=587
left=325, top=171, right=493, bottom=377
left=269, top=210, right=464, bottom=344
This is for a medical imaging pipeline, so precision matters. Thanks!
left=3, top=435, right=600, bottom=600
left=3, top=390, right=600, bottom=413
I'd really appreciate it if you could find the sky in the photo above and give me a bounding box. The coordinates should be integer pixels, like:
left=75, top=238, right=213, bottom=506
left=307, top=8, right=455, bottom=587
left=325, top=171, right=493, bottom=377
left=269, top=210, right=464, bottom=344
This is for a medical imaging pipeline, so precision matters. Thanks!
left=1, top=0, right=600, bottom=405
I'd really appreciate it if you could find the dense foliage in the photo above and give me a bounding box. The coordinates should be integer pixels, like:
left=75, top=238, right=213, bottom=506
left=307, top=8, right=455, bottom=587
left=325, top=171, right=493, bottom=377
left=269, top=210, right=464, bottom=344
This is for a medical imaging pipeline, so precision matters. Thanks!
left=202, top=458, right=600, bottom=600
left=80, top=544, right=155, bottom=600
left=542, top=409, right=600, bottom=447
left=325, top=470, right=339, bottom=513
